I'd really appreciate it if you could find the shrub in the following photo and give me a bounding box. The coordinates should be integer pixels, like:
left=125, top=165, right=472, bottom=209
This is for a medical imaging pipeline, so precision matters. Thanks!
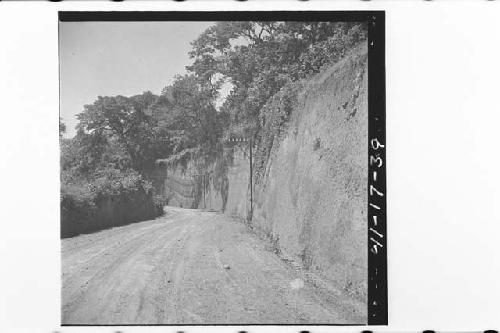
left=298, top=24, right=367, bottom=79
left=153, top=195, right=166, bottom=215
left=252, top=31, right=368, bottom=184
left=91, top=168, right=151, bottom=197
left=60, top=182, right=97, bottom=237
left=253, top=81, right=302, bottom=183
left=61, top=167, right=161, bottom=238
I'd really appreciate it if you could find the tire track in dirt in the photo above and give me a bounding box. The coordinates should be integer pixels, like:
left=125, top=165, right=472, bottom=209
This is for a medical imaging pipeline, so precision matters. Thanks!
left=159, top=223, right=195, bottom=324
left=62, top=207, right=364, bottom=324
left=62, top=213, right=198, bottom=324
left=63, top=224, right=183, bottom=323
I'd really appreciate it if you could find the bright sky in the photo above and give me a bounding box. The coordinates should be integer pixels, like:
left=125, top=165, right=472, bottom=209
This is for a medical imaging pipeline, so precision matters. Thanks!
left=59, top=21, right=215, bottom=138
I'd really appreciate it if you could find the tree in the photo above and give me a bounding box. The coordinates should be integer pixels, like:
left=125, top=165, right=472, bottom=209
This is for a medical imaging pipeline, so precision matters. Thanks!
left=187, top=21, right=367, bottom=137
left=75, top=92, right=169, bottom=171
left=59, top=117, right=66, bottom=138
left=152, top=74, right=224, bottom=167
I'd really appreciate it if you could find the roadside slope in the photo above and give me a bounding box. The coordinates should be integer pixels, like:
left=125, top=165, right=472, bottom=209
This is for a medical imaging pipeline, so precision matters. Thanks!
left=251, top=43, right=368, bottom=304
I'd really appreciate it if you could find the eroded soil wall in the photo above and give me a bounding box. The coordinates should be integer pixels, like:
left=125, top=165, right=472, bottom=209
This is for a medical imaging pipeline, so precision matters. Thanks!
left=251, top=45, right=368, bottom=300
left=148, top=46, right=368, bottom=302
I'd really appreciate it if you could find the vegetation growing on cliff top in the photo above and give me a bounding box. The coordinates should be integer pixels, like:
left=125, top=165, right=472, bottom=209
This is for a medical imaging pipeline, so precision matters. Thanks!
left=60, top=21, right=367, bottom=235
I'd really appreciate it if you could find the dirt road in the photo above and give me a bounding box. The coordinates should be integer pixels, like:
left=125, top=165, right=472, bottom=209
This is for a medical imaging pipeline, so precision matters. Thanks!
left=62, top=207, right=365, bottom=324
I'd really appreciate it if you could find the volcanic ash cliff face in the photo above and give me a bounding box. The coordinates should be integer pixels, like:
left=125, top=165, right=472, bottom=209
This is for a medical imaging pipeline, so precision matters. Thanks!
left=251, top=44, right=368, bottom=302
left=150, top=44, right=369, bottom=306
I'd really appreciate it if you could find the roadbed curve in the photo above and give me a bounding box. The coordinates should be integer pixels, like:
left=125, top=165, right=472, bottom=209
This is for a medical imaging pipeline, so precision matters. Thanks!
left=62, top=206, right=365, bottom=324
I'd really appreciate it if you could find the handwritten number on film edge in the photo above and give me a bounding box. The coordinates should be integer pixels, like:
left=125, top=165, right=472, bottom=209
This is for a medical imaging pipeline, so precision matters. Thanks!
left=369, top=138, right=384, bottom=255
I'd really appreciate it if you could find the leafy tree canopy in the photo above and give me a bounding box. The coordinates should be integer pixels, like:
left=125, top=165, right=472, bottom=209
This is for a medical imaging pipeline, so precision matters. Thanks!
left=74, top=91, right=170, bottom=172
left=61, top=21, right=367, bottom=194
left=187, top=21, right=367, bottom=136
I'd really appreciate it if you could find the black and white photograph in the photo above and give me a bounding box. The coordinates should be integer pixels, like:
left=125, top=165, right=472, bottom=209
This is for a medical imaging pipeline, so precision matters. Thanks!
left=58, top=12, right=386, bottom=326
left=4, top=1, right=500, bottom=332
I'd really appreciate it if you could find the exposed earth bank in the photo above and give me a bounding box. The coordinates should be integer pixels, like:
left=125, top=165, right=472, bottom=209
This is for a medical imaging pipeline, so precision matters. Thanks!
left=145, top=44, right=369, bottom=305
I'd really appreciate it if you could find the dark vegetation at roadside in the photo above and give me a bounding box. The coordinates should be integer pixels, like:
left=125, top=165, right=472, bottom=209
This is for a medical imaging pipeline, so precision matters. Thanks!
left=60, top=21, right=367, bottom=238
